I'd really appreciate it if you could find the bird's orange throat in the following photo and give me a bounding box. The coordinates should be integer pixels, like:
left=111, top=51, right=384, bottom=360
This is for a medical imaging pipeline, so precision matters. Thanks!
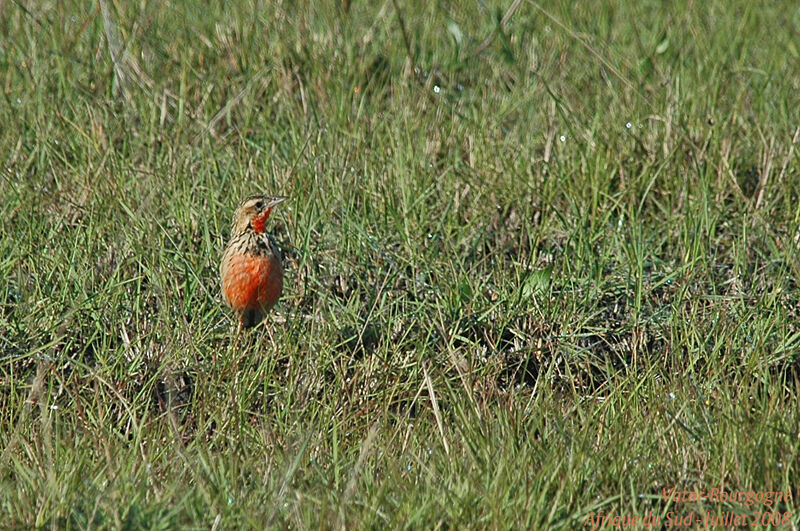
left=252, top=208, right=272, bottom=234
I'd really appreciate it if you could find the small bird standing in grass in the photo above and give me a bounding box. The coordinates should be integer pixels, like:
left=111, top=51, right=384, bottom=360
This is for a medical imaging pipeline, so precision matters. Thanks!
left=220, top=195, right=287, bottom=333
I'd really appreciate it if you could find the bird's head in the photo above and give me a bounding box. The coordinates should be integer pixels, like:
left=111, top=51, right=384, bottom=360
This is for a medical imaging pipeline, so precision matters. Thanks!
left=231, top=195, right=287, bottom=236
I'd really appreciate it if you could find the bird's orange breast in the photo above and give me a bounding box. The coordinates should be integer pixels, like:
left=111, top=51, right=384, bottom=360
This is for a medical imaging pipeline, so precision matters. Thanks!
left=221, top=253, right=283, bottom=313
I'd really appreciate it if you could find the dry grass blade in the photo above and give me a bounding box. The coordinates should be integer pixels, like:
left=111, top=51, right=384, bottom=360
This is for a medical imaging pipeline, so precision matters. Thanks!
left=423, top=365, right=450, bottom=457
left=336, top=422, right=380, bottom=530
left=98, top=0, right=129, bottom=100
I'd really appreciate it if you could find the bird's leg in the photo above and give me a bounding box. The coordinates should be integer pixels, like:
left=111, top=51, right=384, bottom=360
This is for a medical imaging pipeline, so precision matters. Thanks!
left=258, top=320, right=285, bottom=377
left=216, top=316, right=243, bottom=365
left=230, top=316, right=248, bottom=370
left=232, top=316, right=244, bottom=352
left=263, top=320, right=276, bottom=349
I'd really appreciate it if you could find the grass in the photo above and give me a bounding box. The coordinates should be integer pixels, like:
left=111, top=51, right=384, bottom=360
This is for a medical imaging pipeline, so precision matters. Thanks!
left=2, top=0, right=800, bottom=527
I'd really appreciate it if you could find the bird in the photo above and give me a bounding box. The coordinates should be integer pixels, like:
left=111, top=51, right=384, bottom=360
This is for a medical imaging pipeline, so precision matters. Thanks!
left=220, top=195, right=287, bottom=333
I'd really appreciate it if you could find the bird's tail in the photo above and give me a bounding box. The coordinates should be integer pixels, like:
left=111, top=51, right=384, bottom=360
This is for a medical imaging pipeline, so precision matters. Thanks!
left=241, top=308, right=265, bottom=328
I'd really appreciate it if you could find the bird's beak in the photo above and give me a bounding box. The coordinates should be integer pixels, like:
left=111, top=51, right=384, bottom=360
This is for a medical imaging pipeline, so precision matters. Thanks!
left=268, top=196, right=287, bottom=208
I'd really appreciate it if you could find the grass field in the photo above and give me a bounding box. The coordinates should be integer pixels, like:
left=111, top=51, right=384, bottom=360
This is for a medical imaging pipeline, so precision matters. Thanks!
left=2, top=0, right=800, bottom=528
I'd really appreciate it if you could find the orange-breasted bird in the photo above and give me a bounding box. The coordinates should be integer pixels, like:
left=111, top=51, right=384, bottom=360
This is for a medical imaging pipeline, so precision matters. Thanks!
left=220, top=195, right=287, bottom=332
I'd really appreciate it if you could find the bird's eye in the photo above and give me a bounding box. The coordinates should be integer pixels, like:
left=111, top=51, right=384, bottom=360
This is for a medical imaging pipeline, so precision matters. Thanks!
left=255, top=201, right=264, bottom=209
